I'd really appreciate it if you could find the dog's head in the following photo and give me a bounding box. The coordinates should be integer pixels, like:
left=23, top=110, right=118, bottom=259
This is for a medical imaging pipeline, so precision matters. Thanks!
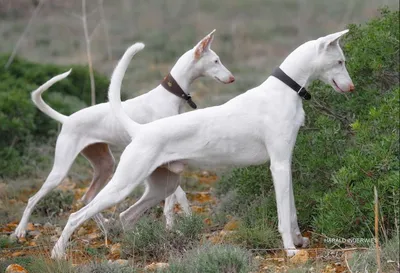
left=314, top=30, right=354, bottom=93
left=191, top=30, right=235, bottom=84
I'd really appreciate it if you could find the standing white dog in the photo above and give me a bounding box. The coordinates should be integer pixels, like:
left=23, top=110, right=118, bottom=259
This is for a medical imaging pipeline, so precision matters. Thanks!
left=52, top=30, right=354, bottom=258
left=13, top=30, right=234, bottom=239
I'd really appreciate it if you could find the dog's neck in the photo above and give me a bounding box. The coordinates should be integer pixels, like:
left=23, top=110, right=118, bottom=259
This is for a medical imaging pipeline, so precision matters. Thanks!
left=147, top=50, right=203, bottom=112
left=168, top=50, right=201, bottom=94
left=279, top=41, right=318, bottom=89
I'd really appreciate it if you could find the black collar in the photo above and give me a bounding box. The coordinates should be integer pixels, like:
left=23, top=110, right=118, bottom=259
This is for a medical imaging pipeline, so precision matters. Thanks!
left=271, top=67, right=311, bottom=100
left=161, top=73, right=197, bottom=109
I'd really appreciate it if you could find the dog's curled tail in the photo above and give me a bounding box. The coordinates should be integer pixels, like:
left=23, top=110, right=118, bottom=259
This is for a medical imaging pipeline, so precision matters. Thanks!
left=108, top=42, right=145, bottom=137
left=31, top=70, right=71, bottom=124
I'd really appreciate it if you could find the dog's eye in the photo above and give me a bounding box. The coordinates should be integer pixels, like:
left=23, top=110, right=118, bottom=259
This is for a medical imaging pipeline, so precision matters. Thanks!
left=214, top=60, right=219, bottom=64
left=338, top=60, right=343, bottom=65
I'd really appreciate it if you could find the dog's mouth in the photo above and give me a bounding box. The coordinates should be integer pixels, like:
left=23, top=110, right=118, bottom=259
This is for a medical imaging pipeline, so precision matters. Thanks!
left=214, top=76, right=224, bottom=83
left=332, top=79, right=345, bottom=93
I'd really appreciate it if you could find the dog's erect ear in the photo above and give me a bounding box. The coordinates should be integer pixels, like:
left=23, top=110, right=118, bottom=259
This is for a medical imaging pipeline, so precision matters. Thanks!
left=318, top=29, right=349, bottom=52
left=194, top=29, right=216, bottom=60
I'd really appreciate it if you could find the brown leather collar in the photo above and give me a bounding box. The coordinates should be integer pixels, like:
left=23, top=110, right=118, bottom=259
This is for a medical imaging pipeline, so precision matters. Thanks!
left=161, top=73, right=197, bottom=109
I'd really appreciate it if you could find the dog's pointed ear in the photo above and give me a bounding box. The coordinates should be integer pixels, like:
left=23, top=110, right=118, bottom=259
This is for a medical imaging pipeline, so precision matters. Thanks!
left=194, top=29, right=216, bottom=60
left=318, top=29, right=349, bottom=52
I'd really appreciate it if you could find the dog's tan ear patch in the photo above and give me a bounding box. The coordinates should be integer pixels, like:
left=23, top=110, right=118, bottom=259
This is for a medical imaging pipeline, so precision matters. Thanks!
left=194, top=29, right=216, bottom=60
left=194, top=37, right=210, bottom=60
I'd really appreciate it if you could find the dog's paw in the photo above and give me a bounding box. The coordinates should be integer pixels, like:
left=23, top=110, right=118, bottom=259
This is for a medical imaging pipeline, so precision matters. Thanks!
left=300, top=237, right=310, bottom=248
left=51, top=246, right=66, bottom=260
left=11, top=226, right=26, bottom=240
left=294, top=235, right=310, bottom=248
left=286, top=249, right=299, bottom=257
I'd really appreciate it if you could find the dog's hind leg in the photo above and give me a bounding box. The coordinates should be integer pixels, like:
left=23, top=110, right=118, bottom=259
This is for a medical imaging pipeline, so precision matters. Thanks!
left=120, top=168, right=180, bottom=230
left=164, top=186, right=191, bottom=229
left=51, top=143, right=160, bottom=259
left=80, top=143, right=115, bottom=204
left=80, top=143, right=115, bottom=229
left=13, top=135, right=86, bottom=239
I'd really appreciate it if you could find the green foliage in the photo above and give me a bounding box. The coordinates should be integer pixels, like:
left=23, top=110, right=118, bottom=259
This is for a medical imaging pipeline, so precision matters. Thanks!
left=215, top=9, right=399, bottom=240
left=0, top=235, right=17, bottom=249
left=0, top=54, right=109, bottom=177
left=230, top=222, right=280, bottom=249
left=33, top=190, right=74, bottom=218
left=314, top=89, right=399, bottom=238
left=165, top=244, right=254, bottom=273
left=348, top=236, right=400, bottom=272
left=342, top=7, right=399, bottom=91
left=0, top=257, right=36, bottom=273
left=122, top=214, right=205, bottom=261
left=79, top=261, right=137, bottom=273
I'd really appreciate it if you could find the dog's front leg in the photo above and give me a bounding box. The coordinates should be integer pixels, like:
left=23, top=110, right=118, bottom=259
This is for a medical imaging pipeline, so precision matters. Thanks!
left=289, top=184, right=309, bottom=248
left=269, top=157, right=298, bottom=257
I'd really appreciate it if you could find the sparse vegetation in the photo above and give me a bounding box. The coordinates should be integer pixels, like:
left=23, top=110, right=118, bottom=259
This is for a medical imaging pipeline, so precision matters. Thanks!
left=33, top=190, right=74, bottom=218
left=121, top=214, right=205, bottom=262
left=165, top=244, right=255, bottom=273
left=0, top=2, right=398, bottom=272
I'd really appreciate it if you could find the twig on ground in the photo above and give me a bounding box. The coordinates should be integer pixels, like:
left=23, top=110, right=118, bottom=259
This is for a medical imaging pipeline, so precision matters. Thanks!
left=374, top=186, right=382, bottom=273
left=344, top=251, right=353, bottom=273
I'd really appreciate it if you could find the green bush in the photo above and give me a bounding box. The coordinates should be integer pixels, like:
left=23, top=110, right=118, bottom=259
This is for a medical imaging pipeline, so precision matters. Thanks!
left=33, top=189, right=74, bottom=218
left=79, top=261, right=137, bottom=273
left=165, top=244, right=255, bottom=273
left=314, top=89, right=399, bottom=238
left=0, top=54, right=110, bottom=177
left=215, top=8, right=399, bottom=241
left=348, top=236, right=399, bottom=273
left=121, top=214, right=205, bottom=261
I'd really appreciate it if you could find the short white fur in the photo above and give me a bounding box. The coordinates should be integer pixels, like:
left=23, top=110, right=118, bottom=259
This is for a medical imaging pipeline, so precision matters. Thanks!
left=51, top=30, right=354, bottom=259
left=13, top=30, right=234, bottom=239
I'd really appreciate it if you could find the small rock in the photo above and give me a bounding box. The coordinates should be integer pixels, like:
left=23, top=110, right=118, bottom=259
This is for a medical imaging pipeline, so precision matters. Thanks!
left=11, top=251, right=25, bottom=257
left=26, top=223, right=35, bottom=231
left=254, top=255, right=265, bottom=262
left=55, top=227, right=62, bottom=236
left=201, top=171, right=210, bottom=177
left=77, top=227, right=86, bottom=236
left=43, top=222, right=54, bottom=229
left=322, top=264, right=336, bottom=273
left=109, top=259, right=129, bottom=266
left=87, top=232, right=101, bottom=240
left=289, top=250, right=309, bottom=265
left=220, top=230, right=234, bottom=237
left=27, top=230, right=41, bottom=237
left=145, top=262, right=169, bottom=271
left=223, top=219, right=239, bottom=231
left=5, top=264, right=28, bottom=273
left=50, top=235, right=59, bottom=243
left=110, top=243, right=122, bottom=256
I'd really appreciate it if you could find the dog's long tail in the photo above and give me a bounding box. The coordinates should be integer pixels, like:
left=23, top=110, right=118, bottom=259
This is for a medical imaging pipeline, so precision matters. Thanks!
left=31, top=70, right=71, bottom=124
left=108, top=42, right=145, bottom=137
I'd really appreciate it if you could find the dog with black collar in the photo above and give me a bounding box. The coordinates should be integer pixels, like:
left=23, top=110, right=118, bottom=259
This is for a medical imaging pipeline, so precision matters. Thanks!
left=52, top=30, right=354, bottom=259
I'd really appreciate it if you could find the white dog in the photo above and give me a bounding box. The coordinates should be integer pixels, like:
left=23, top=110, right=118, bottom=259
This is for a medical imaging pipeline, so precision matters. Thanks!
left=13, top=30, right=234, bottom=239
left=52, top=30, right=354, bottom=258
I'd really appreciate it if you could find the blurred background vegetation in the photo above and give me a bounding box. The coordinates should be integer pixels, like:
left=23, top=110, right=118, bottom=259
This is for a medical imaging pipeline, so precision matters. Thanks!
left=0, top=1, right=399, bottom=272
